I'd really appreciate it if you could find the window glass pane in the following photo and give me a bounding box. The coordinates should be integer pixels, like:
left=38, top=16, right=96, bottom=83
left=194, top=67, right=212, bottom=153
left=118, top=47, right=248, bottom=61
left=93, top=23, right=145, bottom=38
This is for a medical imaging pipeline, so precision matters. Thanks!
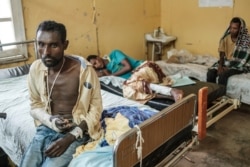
left=0, top=0, right=28, bottom=63
left=0, top=22, right=15, bottom=50
left=0, top=0, right=11, bottom=18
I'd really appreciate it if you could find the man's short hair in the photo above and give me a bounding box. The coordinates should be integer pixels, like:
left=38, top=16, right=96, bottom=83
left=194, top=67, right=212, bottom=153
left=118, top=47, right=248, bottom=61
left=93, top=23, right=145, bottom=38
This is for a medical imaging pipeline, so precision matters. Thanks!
left=36, top=20, right=67, bottom=42
left=230, top=17, right=242, bottom=27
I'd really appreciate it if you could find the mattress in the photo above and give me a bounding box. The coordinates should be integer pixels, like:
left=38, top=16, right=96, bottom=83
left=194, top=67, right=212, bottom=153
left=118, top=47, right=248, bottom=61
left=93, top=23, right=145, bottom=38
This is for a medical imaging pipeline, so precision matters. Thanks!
left=100, top=76, right=226, bottom=111
left=155, top=60, right=213, bottom=82
left=101, top=81, right=174, bottom=111
left=226, top=73, right=250, bottom=104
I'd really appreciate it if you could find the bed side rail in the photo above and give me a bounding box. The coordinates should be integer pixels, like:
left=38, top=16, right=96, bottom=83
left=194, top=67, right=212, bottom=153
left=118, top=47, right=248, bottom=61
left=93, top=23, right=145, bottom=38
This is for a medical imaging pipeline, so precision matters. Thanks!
left=113, top=94, right=197, bottom=167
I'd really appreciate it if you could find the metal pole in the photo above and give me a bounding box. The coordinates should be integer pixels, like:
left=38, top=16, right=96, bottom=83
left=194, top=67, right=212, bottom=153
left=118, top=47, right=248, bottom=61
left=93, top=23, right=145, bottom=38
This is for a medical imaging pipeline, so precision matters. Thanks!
left=0, top=39, right=39, bottom=59
left=0, top=40, right=35, bottom=47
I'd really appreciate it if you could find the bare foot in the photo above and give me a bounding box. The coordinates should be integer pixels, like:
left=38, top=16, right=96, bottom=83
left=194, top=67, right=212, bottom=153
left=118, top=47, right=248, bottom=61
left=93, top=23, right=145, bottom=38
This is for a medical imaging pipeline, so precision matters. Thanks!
left=170, top=88, right=184, bottom=102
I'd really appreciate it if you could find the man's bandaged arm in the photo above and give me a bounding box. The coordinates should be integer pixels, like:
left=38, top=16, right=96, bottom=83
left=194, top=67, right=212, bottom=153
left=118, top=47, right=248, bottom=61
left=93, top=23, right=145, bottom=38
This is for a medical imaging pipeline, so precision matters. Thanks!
left=30, top=108, right=62, bottom=132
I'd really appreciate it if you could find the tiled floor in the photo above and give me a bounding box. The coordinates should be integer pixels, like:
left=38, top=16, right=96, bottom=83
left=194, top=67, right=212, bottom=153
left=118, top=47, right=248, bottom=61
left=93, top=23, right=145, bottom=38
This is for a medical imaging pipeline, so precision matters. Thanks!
left=172, top=104, right=250, bottom=167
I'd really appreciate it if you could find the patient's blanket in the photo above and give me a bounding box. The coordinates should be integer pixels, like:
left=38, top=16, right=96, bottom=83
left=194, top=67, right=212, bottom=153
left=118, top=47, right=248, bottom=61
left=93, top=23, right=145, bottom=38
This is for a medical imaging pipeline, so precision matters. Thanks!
left=102, top=106, right=156, bottom=128
left=123, top=61, right=174, bottom=103
left=69, top=146, right=114, bottom=167
left=70, top=106, right=157, bottom=167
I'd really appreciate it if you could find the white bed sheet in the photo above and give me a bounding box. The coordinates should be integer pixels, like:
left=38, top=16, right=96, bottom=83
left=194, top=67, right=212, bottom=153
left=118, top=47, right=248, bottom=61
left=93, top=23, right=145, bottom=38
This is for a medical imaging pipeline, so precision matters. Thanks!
left=156, top=60, right=210, bottom=82
left=226, top=73, right=250, bottom=104
left=0, top=75, right=158, bottom=166
left=155, top=59, right=250, bottom=105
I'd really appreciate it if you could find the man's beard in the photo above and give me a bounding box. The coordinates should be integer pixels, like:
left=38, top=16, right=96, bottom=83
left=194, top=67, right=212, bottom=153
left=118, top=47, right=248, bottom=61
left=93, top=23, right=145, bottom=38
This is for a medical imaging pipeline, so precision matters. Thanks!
left=42, top=56, right=62, bottom=68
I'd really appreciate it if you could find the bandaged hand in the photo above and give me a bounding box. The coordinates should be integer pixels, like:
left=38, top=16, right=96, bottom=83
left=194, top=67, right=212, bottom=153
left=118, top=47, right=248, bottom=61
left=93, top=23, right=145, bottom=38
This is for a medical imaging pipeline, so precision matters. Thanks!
left=50, top=115, right=76, bottom=132
left=30, top=108, right=76, bottom=133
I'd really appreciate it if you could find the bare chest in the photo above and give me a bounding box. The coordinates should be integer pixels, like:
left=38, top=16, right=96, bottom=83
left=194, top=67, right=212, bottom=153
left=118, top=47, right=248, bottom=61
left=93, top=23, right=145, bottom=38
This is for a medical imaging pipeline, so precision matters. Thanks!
left=47, top=67, right=80, bottom=115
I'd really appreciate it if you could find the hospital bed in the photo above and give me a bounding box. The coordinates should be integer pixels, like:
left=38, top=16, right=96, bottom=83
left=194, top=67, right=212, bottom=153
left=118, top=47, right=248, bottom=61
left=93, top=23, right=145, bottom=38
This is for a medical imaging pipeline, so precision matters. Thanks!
left=0, top=62, right=198, bottom=167
left=99, top=71, right=240, bottom=140
left=154, top=57, right=243, bottom=139
left=155, top=58, right=250, bottom=105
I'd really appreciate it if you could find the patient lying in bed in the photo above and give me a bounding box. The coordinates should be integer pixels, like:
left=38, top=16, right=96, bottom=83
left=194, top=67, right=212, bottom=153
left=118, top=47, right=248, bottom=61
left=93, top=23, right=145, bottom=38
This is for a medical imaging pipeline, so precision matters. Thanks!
left=87, top=50, right=184, bottom=103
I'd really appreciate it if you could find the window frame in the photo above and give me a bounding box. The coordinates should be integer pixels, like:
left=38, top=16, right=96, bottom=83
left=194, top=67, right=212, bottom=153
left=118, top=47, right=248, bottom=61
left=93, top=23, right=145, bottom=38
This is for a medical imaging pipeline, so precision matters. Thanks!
left=0, top=0, right=28, bottom=64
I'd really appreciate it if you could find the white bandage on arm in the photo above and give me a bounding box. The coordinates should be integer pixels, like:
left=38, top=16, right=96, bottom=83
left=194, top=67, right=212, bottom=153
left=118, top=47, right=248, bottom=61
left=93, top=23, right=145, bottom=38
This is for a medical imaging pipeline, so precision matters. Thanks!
left=69, top=126, right=83, bottom=139
left=30, top=108, right=62, bottom=132
left=51, top=118, right=63, bottom=132
left=149, top=83, right=172, bottom=96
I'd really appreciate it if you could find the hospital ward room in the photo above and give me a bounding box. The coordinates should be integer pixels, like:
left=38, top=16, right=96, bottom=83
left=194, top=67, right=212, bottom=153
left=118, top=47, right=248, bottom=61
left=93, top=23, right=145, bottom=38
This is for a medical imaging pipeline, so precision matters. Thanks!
left=0, top=0, right=250, bottom=167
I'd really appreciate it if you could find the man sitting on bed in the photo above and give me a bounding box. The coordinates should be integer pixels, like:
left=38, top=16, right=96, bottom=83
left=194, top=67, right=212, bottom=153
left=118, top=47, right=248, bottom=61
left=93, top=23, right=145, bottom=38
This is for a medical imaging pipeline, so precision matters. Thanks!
left=20, top=20, right=103, bottom=167
left=207, top=17, right=250, bottom=86
left=87, top=49, right=183, bottom=102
